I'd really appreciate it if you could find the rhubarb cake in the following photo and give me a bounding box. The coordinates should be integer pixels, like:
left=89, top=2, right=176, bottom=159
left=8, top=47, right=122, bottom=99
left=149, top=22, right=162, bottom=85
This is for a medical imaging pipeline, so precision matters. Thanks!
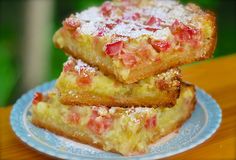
left=53, top=0, right=216, bottom=83
left=31, top=83, right=196, bottom=156
left=56, top=57, right=181, bottom=107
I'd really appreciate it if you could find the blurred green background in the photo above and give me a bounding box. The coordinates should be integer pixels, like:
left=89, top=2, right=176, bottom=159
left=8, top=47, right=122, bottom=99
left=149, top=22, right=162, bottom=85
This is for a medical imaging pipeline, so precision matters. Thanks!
left=0, top=0, right=236, bottom=107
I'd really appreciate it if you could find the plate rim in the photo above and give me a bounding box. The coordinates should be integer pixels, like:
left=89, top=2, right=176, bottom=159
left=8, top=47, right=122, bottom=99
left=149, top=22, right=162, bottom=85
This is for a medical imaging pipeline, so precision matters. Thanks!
left=10, top=81, right=222, bottom=160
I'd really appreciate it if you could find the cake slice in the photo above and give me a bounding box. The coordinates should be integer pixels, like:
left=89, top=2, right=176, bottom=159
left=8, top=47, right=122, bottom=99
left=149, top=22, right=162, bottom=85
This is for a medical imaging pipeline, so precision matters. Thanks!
left=53, top=0, right=216, bottom=83
left=31, top=83, right=196, bottom=156
left=56, top=57, right=181, bottom=107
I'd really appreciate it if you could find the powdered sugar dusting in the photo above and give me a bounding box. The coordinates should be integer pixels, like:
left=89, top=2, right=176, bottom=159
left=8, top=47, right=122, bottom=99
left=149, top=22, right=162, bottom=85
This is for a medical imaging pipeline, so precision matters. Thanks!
left=76, top=7, right=102, bottom=22
left=78, top=22, right=98, bottom=35
left=152, top=28, right=172, bottom=40
left=134, top=107, right=153, bottom=113
left=65, top=57, right=96, bottom=73
left=75, top=59, right=96, bottom=73
left=64, top=0, right=198, bottom=40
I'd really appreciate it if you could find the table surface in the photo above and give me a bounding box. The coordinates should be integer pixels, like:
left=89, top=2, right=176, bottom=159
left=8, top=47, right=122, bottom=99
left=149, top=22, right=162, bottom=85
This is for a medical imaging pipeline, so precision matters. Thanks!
left=1, top=54, right=236, bottom=160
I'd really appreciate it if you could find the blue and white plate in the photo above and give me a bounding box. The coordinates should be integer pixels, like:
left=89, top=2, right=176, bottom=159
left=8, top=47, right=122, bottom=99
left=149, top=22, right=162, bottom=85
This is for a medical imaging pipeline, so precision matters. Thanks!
left=10, top=81, right=222, bottom=160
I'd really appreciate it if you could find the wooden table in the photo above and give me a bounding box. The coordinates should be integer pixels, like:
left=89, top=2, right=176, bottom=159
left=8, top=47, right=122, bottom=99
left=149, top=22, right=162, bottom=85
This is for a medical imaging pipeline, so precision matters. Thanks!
left=1, top=54, right=236, bottom=160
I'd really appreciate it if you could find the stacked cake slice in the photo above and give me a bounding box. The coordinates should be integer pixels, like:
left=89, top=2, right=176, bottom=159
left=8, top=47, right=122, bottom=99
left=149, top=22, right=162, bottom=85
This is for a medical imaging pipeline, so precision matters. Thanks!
left=31, top=0, right=216, bottom=156
left=56, top=57, right=181, bottom=106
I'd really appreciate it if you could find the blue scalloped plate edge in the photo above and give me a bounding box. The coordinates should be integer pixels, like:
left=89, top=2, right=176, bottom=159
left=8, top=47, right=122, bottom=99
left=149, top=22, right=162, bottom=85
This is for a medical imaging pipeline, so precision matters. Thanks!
left=10, top=81, right=222, bottom=160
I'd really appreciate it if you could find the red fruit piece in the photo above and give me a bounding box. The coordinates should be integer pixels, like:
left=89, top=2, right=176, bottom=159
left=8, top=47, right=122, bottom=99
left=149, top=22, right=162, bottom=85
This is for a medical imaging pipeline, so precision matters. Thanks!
left=97, top=27, right=106, bottom=37
left=76, top=74, right=92, bottom=86
left=132, top=12, right=141, bottom=20
left=63, top=17, right=80, bottom=31
left=149, top=39, right=171, bottom=52
left=145, top=16, right=162, bottom=26
left=32, top=92, right=43, bottom=105
left=68, top=112, right=80, bottom=124
left=106, top=23, right=116, bottom=30
left=145, top=115, right=157, bottom=129
left=170, top=20, right=199, bottom=43
left=115, top=19, right=122, bottom=24
left=100, top=1, right=113, bottom=17
left=87, top=110, right=112, bottom=135
left=105, top=41, right=124, bottom=56
left=145, top=27, right=158, bottom=32
left=120, top=53, right=137, bottom=67
left=145, top=16, right=156, bottom=26
left=63, top=61, right=76, bottom=72
left=145, top=16, right=163, bottom=28
left=97, top=31, right=104, bottom=37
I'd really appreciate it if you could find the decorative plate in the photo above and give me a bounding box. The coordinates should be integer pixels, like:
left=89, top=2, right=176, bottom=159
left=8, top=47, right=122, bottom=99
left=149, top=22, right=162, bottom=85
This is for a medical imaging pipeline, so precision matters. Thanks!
left=10, top=81, right=222, bottom=160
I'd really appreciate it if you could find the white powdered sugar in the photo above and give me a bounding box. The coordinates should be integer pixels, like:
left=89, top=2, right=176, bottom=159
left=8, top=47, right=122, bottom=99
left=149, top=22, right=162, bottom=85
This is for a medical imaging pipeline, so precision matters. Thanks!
left=125, top=107, right=154, bottom=123
left=108, top=107, right=117, bottom=114
left=76, top=7, right=102, bottom=22
left=152, top=27, right=172, bottom=40
left=78, top=21, right=98, bottom=35
left=134, top=107, right=153, bottom=113
left=73, top=58, right=96, bottom=73
left=68, top=0, right=197, bottom=40
left=64, top=57, right=96, bottom=73
left=143, top=0, right=193, bottom=25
